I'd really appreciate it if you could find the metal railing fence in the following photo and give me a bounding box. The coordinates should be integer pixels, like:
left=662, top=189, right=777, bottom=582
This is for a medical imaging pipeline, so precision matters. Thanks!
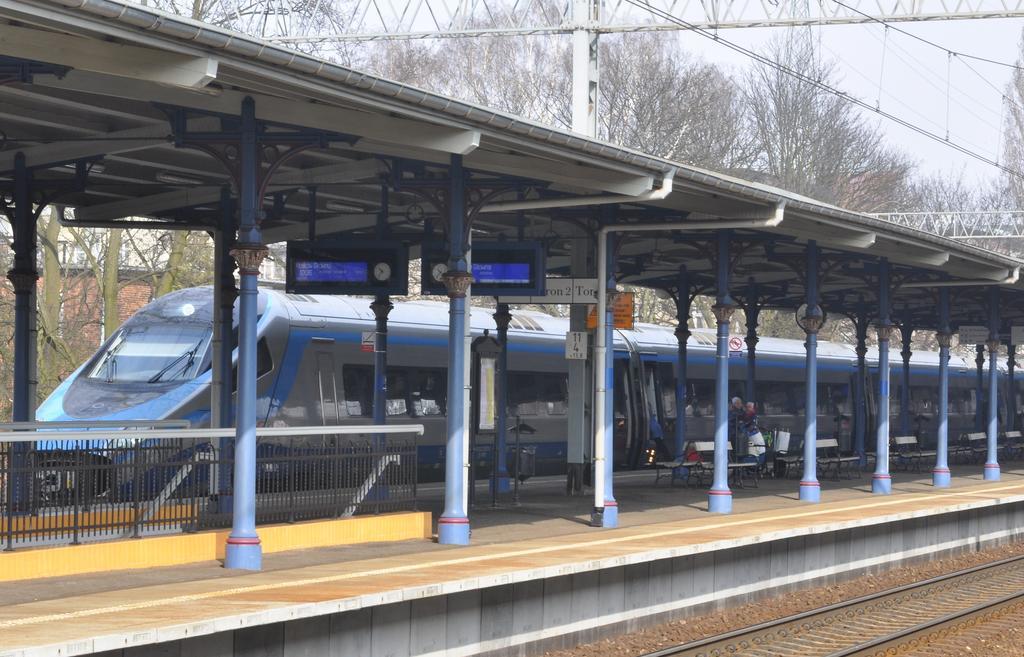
left=0, top=424, right=421, bottom=550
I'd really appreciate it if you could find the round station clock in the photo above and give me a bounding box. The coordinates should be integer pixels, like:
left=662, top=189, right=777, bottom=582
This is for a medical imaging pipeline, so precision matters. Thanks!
left=373, top=262, right=392, bottom=282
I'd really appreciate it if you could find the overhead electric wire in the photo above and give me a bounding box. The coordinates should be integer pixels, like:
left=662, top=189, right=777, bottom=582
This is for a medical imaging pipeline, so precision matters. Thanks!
left=620, top=0, right=1024, bottom=181
left=831, top=0, right=1024, bottom=119
left=829, top=0, right=1024, bottom=71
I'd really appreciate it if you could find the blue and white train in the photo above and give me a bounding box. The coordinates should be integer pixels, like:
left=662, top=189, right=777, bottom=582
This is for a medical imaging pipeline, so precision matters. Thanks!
left=37, top=287, right=1019, bottom=479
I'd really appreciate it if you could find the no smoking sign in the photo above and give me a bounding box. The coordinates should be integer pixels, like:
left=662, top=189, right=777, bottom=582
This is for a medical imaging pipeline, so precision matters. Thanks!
left=728, top=336, right=744, bottom=352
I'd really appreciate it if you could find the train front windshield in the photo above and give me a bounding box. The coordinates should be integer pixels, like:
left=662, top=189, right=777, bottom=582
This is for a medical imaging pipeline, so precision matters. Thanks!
left=87, top=324, right=211, bottom=383
left=84, top=290, right=215, bottom=385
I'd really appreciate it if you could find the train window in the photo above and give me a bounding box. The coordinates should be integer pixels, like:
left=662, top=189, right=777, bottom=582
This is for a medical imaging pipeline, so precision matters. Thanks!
left=759, top=384, right=790, bottom=416
left=658, top=363, right=676, bottom=418
left=688, top=381, right=714, bottom=417
left=230, top=338, right=274, bottom=392
left=539, top=373, right=568, bottom=416
left=386, top=371, right=409, bottom=416
left=509, top=372, right=541, bottom=416
left=910, top=386, right=937, bottom=416
left=411, top=370, right=446, bottom=416
left=342, top=367, right=372, bottom=416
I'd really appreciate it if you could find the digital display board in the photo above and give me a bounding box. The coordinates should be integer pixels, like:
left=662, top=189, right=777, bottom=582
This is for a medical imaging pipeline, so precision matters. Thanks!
left=293, top=261, right=368, bottom=284
left=472, top=262, right=532, bottom=285
left=421, top=241, right=546, bottom=296
left=286, top=240, right=408, bottom=295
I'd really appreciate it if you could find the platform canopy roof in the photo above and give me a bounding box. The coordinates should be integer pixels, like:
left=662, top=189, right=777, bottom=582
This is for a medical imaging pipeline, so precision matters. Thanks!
left=1, top=0, right=1023, bottom=332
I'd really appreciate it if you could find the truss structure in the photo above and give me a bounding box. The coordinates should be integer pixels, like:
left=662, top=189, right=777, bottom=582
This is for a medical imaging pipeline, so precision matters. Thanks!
left=260, top=0, right=1024, bottom=43
left=874, top=211, right=1024, bottom=240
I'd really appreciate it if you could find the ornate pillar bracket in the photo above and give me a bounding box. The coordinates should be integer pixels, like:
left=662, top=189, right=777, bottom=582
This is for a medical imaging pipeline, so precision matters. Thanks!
left=6, top=269, right=38, bottom=294
left=744, top=334, right=759, bottom=348
left=370, top=298, right=394, bottom=322
left=855, top=343, right=868, bottom=358
left=675, top=325, right=691, bottom=343
left=229, top=245, right=269, bottom=276
left=711, top=303, right=737, bottom=325
left=936, top=332, right=953, bottom=349
left=442, top=270, right=473, bottom=298
left=876, top=324, right=894, bottom=342
left=987, top=339, right=1001, bottom=354
left=493, top=305, right=512, bottom=332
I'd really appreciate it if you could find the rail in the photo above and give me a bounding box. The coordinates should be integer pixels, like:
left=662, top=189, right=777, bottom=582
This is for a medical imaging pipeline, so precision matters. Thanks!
left=641, top=554, right=1024, bottom=657
left=1, top=424, right=422, bottom=550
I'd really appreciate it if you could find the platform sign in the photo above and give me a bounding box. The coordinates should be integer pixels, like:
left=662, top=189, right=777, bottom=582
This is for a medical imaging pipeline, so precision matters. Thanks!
left=286, top=240, right=408, bottom=295
left=958, top=325, right=989, bottom=345
left=566, top=331, right=588, bottom=359
left=421, top=241, right=546, bottom=296
left=1012, top=326, right=1024, bottom=345
left=500, top=278, right=598, bottom=304
left=586, top=292, right=635, bottom=330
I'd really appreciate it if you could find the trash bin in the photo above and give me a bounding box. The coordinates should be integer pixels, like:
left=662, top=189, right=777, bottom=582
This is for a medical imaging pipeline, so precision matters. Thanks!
left=510, top=446, right=536, bottom=482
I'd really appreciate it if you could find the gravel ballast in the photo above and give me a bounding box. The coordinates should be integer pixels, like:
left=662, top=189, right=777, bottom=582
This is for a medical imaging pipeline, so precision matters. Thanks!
left=540, top=540, right=1024, bottom=657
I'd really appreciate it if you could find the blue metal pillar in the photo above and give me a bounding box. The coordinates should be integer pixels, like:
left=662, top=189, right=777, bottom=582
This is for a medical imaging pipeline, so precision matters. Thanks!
left=985, top=286, right=1001, bottom=481
left=975, top=345, right=985, bottom=432
left=1007, top=343, right=1016, bottom=433
left=439, top=154, right=472, bottom=545
left=674, top=267, right=690, bottom=460
left=899, top=321, right=913, bottom=437
left=225, top=97, right=265, bottom=570
left=215, top=189, right=237, bottom=507
left=371, top=295, right=392, bottom=501
left=799, top=240, right=822, bottom=503
left=602, top=232, right=618, bottom=527
left=9, top=152, right=36, bottom=425
left=493, top=304, right=512, bottom=493
left=7, top=152, right=37, bottom=514
left=873, top=259, right=893, bottom=495
left=933, top=289, right=952, bottom=488
left=744, top=279, right=759, bottom=412
left=709, top=231, right=736, bottom=514
left=854, top=300, right=868, bottom=467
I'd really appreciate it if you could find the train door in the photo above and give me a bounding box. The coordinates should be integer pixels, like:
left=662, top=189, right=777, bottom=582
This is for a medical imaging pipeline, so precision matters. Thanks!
left=315, top=351, right=341, bottom=430
left=640, top=354, right=669, bottom=464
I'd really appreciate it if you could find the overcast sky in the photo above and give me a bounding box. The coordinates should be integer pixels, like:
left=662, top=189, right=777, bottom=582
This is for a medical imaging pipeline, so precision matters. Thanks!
left=669, top=18, right=1024, bottom=188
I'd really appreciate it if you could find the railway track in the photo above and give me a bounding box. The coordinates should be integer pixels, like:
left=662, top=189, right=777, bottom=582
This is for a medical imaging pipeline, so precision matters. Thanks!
left=642, top=554, right=1024, bottom=657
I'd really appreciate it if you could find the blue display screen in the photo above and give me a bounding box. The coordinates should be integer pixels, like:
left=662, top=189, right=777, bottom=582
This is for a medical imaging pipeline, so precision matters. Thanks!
left=294, top=260, right=368, bottom=283
left=472, top=262, right=532, bottom=285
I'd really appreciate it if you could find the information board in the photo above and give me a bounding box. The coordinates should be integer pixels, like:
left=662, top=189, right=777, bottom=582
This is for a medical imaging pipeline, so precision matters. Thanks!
left=421, top=241, right=546, bottom=296
left=1012, top=326, right=1024, bottom=345
left=286, top=240, right=408, bottom=295
left=958, top=325, right=989, bottom=345
left=500, top=278, right=598, bottom=304
left=565, top=331, right=588, bottom=359
left=586, top=292, right=635, bottom=330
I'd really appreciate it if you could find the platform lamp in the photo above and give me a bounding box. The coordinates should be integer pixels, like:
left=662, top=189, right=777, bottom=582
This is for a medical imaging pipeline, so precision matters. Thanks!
left=471, top=330, right=502, bottom=507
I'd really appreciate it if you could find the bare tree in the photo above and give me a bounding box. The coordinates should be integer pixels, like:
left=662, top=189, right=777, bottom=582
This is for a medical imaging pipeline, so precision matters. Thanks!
left=600, top=34, right=756, bottom=172
left=743, top=36, right=915, bottom=212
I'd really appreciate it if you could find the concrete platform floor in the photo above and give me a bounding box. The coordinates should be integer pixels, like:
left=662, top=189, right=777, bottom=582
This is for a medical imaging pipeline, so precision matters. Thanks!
left=1, top=461, right=1022, bottom=608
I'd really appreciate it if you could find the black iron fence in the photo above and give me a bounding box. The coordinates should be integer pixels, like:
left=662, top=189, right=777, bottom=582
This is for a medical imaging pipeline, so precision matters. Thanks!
left=0, top=433, right=417, bottom=550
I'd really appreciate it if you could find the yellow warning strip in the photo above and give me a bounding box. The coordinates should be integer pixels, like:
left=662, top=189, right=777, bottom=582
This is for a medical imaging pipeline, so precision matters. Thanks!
left=3, top=482, right=1022, bottom=630
left=0, top=511, right=431, bottom=585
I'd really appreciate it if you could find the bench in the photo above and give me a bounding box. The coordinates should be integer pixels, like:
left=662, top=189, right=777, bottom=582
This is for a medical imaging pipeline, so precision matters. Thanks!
left=963, top=432, right=988, bottom=463
left=684, top=441, right=759, bottom=489
left=654, top=458, right=689, bottom=486
left=891, top=435, right=937, bottom=473
left=816, top=438, right=861, bottom=479
left=1001, top=430, right=1023, bottom=460
left=772, top=430, right=802, bottom=478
